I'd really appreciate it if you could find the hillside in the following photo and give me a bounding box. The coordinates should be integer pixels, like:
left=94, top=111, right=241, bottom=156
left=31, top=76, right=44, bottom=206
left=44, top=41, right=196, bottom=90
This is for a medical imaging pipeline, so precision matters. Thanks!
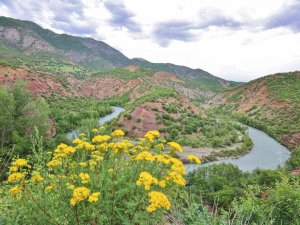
left=0, top=16, right=239, bottom=96
left=207, top=71, right=300, bottom=149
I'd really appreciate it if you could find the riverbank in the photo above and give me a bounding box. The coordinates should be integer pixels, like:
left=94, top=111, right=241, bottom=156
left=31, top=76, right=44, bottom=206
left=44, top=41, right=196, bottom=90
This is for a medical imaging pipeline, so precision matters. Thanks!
left=186, top=126, right=291, bottom=172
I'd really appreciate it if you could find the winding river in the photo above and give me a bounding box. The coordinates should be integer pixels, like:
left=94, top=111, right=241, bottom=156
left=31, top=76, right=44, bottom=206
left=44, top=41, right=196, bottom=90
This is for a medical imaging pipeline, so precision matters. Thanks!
left=186, top=126, right=291, bottom=172
left=66, top=106, right=125, bottom=140
left=67, top=106, right=291, bottom=172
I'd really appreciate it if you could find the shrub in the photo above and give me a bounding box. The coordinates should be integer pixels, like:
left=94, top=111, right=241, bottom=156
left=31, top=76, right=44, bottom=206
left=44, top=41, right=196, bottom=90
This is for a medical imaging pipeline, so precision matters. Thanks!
left=3, top=130, right=201, bottom=224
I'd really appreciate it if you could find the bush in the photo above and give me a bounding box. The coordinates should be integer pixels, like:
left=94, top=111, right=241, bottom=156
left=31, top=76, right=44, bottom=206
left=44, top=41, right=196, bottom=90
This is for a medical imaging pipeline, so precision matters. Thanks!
left=2, top=130, right=200, bottom=224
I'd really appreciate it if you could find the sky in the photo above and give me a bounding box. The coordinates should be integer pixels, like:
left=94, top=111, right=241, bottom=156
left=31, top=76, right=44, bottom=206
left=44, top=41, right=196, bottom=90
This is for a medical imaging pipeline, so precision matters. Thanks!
left=1, top=0, right=300, bottom=81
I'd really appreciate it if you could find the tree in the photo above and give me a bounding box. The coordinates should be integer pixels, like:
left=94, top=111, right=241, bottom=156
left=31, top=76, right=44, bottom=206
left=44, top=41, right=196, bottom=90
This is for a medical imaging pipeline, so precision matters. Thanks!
left=0, top=87, right=15, bottom=149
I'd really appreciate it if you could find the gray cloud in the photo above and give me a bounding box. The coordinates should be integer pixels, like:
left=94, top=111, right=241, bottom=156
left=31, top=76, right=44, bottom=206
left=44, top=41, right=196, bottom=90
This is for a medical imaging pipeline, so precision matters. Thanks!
left=265, top=1, right=300, bottom=32
left=153, top=9, right=241, bottom=47
left=153, top=21, right=196, bottom=47
left=104, top=0, right=141, bottom=32
left=0, top=0, right=97, bottom=36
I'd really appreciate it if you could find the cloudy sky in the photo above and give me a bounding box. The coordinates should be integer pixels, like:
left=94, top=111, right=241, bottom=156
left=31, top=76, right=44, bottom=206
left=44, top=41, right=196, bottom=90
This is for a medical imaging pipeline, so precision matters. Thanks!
left=1, top=0, right=300, bottom=81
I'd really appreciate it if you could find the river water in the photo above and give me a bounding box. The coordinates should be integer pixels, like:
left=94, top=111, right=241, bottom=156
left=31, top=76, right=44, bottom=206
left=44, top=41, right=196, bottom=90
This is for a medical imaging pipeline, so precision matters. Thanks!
left=67, top=106, right=291, bottom=172
left=66, top=106, right=125, bottom=140
left=186, top=126, right=291, bottom=172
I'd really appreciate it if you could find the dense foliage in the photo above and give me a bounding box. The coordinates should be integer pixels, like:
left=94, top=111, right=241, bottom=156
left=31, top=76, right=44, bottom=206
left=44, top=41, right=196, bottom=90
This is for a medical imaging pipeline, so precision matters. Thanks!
left=187, top=163, right=300, bottom=224
left=0, top=129, right=201, bottom=224
left=0, top=81, right=50, bottom=156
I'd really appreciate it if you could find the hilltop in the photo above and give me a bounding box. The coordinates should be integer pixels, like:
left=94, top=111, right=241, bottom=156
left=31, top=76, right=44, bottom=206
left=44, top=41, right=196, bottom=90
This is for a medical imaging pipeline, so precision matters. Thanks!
left=207, top=71, right=300, bottom=148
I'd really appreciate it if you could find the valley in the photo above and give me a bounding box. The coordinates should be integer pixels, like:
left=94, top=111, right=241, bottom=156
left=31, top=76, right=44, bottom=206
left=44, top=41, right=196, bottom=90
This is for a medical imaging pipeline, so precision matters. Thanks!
left=0, top=15, right=299, bottom=225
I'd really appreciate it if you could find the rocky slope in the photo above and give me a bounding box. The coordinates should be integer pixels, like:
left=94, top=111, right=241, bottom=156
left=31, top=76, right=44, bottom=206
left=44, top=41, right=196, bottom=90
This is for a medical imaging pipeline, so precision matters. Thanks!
left=207, top=71, right=300, bottom=149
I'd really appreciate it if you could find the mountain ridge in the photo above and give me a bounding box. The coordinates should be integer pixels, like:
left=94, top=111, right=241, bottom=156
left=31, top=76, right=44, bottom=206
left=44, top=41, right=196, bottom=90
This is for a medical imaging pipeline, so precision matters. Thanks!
left=0, top=16, right=239, bottom=94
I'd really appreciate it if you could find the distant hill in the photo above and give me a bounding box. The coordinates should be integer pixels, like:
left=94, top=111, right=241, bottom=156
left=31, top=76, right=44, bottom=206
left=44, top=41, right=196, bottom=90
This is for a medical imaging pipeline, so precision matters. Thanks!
left=0, top=16, right=239, bottom=95
left=207, top=71, right=300, bottom=148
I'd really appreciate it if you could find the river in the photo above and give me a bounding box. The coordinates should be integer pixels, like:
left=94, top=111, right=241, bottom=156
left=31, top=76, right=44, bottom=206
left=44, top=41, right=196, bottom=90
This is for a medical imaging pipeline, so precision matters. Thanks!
left=186, top=126, right=291, bottom=172
left=66, top=106, right=125, bottom=140
left=67, top=106, right=291, bottom=172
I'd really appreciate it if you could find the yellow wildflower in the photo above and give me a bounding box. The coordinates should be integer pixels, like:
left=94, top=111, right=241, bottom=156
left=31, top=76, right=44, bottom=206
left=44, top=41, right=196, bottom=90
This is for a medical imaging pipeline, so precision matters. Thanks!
left=63, top=146, right=76, bottom=155
left=89, top=160, right=97, bottom=166
left=73, top=139, right=83, bottom=145
left=72, top=187, right=90, bottom=202
left=79, top=133, right=86, bottom=137
left=9, top=166, right=18, bottom=172
left=47, top=160, right=62, bottom=167
left=92, top=128, right=99, bottom=133
left=70, top=198, right=77, bottom=206
left=79, top=173, right=90, bottom=184
left=187, top=155, right=201, bottom=164
left=146, top=191, right=170, bottom=212
left=7, top=173, right=25, bottom=183
left=94, top=156, right=104, bottom=162
left=154, top=143, right=164, bottom=150
left=111, top=129, right=125, bottom=137
left=88, top=192, right=100, bottom=203
left=167, top=142, right=183, bottom=153
left=12, top=159, right=27, bottom=167
left=136, top=172, right=158, bottom=190
left=52, top=153, right=67, bottom=160
left=31, top=172, right=44, bottom=184
left=169, top=158, right=186, bottom=175
left=159, top=180, right=166, bottom=188
left=45, top=184, right=55, bottom=191
left=134, top=151, right=154, bottom=162
left=144, top=130, right=160, bottom=142
left=165, top=171, right=186, bottom=186
left=92, top=135, right=111, bottom=144
left=9, top=186, right=22, bottom=195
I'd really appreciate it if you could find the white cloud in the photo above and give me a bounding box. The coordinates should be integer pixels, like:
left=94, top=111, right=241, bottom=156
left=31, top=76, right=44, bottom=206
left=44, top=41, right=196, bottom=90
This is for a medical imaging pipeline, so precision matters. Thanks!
left=0, top=0, right=300, bottom=81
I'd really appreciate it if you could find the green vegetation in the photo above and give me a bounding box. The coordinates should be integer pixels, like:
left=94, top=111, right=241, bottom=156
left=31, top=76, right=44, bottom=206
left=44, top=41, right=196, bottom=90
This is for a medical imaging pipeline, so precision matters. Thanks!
left=45, top=95, right=113, bottom=135
left=93, top=67, right=154, bottom=79
left=0, top=81, right=50, bottom=156
left=129, top=86, right=177, bottom=110
left=153, top=102, right=251, bottom=160
left=187, top=164, right=300, bottom=224
left=0, top=130, right=188, bottom=224
left=210, top=104, right=300, bottom=148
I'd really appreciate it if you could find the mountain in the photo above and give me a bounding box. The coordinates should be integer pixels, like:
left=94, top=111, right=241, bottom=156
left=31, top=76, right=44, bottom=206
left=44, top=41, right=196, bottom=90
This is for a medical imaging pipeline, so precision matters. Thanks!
left=0, top=16, right=238, bottom=95
left=207, top=71, right=300, bottom=149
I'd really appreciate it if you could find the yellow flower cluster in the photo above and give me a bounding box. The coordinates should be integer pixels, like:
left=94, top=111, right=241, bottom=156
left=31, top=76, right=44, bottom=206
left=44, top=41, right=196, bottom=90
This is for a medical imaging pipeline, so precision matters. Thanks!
left=31, top=172, right=44, bottom=184
left=9, top=186, right=22, bottom=196
left=7, top=172, right=25, bottom=183
left=134, top=151, right=154, bottom=162
left=111, top=129, right=125, bottom=137
left=79, top=173, right=90, bottom=184
left=165, top=171, right=186, bottom=186
left=187, top=155, right=201, bottom=164
left=70, top=187, right=90, bottom=206
left=146, top=191, right=170, bottom=212
left=7, top=128, right=201, bottom=218
left=92, top=128, right=99, bottom=133
left=47, top=159, right=62, bottom=167
left=136, top=172, right=158, bottom=190
left=144, top=130, right=160, bottom=142
left=88, top=192, right=100, bottom=203
left=167, top=142, right=183, bottom=152
left=70, top=187, right=100, bottom=206
left=12, top=159, right=27, bottom=167
left=92, top=135, right=111, bottom=144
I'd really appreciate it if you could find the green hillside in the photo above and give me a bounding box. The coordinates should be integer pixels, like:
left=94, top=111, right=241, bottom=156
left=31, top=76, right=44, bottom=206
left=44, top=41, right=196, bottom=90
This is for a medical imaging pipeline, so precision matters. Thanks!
left=208, top=71, right=300, bottom=149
